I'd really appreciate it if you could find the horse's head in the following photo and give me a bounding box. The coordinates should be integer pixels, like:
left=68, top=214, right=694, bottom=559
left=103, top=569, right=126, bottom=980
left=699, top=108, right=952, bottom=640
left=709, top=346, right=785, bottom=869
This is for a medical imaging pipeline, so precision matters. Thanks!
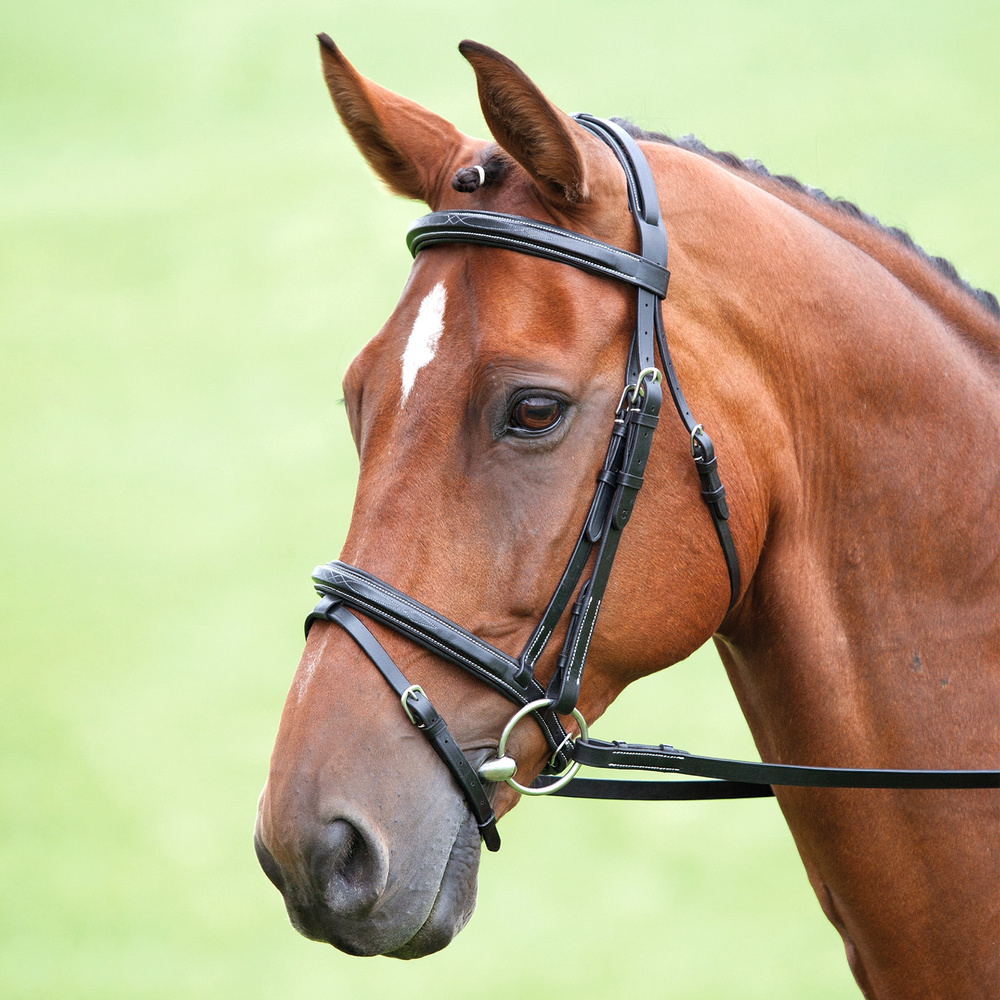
left=255, top=39, right=745, bottom=959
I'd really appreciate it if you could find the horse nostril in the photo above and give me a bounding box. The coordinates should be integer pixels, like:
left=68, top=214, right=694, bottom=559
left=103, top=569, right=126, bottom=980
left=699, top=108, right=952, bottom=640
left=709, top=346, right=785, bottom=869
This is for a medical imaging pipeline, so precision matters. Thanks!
left=310, top=818, right=387, bottom=916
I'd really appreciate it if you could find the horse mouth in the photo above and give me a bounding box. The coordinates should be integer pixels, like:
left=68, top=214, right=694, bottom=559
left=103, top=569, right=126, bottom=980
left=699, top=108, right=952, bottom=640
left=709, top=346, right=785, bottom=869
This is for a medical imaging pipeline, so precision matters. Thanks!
left=385, top=811, right=481, bottom=959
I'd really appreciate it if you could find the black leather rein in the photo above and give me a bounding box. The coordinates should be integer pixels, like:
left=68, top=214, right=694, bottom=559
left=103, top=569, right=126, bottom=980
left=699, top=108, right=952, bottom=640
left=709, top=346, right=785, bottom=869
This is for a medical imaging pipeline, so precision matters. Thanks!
left=306, top=115, right=999, bottom=851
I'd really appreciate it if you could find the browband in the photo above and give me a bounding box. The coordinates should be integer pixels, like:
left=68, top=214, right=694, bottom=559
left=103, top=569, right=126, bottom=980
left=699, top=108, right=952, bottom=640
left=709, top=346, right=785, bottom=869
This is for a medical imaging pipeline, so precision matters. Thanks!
left=406, top=210, right=669, bottom=297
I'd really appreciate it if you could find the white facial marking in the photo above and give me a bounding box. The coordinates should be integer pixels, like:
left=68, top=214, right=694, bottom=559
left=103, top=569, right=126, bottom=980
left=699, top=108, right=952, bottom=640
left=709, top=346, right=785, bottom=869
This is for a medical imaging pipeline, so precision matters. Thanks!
left=400, top=282, right=446, bottom=406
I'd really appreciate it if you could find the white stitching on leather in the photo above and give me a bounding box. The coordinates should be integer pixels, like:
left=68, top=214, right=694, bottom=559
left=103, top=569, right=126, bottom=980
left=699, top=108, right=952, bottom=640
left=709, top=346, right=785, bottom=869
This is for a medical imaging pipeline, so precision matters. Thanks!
left=412, top=225, right=667, bottom=294
left=316, top=572, right=529, bottom=700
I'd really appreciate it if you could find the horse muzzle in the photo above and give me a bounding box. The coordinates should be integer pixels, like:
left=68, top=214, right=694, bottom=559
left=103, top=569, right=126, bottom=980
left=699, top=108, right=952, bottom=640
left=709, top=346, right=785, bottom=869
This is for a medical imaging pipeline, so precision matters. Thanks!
left=254, top=777, right=482, bottom=958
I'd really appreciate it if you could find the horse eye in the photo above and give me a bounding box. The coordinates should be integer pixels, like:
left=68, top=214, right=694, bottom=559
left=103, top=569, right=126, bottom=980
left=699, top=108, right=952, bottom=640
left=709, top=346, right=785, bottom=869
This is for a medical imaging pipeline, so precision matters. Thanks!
left=509, top=396, right=563, bottom=434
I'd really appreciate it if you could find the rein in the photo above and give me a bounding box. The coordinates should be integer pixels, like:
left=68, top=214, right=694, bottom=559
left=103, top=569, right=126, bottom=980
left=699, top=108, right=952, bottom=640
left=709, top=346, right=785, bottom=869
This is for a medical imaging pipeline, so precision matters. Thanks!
left=306, top=116, right=1000, bottom=852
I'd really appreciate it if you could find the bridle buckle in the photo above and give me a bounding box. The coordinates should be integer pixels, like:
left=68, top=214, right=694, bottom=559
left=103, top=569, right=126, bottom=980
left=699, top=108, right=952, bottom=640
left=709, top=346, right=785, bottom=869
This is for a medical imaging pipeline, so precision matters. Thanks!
left=400, top=684, right=427, bottom=726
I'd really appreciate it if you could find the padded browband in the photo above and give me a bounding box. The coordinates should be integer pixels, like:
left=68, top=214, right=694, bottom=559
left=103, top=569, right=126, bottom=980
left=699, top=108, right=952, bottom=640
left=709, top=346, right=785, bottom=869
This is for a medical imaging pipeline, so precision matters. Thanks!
left=406, top=210, right=670, bottom=297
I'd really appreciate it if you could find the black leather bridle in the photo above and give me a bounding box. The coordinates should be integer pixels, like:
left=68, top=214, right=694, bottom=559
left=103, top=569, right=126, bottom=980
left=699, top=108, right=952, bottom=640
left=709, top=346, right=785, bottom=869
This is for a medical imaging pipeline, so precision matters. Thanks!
left=305, top=116, right=999, bottom=852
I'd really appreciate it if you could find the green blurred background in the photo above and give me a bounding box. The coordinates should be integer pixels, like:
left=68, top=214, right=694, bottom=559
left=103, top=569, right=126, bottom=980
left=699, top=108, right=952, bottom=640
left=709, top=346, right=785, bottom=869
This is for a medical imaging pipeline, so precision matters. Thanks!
left=2, top=1, right=996, bottom=997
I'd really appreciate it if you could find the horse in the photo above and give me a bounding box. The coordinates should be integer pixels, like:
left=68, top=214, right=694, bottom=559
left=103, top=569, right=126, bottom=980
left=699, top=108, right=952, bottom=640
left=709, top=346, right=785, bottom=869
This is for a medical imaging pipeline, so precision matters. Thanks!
left=254, top=37, right=1000, bottom=999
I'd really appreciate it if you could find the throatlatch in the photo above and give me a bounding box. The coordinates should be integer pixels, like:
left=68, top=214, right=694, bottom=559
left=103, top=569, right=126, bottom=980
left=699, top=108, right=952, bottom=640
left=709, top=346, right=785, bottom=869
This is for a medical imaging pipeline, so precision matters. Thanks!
left=306, top=116, right=998, bottom=851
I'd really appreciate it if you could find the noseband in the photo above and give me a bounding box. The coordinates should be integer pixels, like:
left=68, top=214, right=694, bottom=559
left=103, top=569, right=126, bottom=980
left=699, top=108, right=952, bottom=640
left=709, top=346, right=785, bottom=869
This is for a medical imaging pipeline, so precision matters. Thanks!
left=305, top=116, right=999, bottom=852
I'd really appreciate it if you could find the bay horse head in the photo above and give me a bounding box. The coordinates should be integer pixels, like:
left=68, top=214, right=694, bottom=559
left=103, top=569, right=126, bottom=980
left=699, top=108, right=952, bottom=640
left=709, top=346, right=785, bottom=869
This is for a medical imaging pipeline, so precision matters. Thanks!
left=255, top=37, right=742, bottom=958
left=256, top=37, right=999, bottom=993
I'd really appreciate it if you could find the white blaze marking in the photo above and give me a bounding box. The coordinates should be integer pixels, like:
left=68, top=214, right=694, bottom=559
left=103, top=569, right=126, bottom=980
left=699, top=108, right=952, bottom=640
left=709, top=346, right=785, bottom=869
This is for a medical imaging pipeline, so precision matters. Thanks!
left=400, top=282, right=446, bottom=406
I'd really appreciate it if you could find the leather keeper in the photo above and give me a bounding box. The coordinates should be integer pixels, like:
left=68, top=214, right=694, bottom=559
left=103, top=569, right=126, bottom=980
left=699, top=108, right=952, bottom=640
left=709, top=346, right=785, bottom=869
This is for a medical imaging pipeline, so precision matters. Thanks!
left=631, top=409, right=660, bottom=429
left=616, top=470, right=644, bottom=490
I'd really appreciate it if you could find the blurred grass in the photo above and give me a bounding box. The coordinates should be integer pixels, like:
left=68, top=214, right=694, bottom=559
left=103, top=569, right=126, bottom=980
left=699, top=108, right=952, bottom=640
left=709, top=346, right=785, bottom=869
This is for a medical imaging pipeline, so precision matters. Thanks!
left=1, top=1, right=996, bottom=997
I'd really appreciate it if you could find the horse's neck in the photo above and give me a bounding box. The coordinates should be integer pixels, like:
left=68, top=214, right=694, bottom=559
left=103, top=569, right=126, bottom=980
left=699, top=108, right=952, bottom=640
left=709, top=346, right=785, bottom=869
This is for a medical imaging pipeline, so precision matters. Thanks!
left=747, top=173, right=1000, bottom=361
left=696, top=179, right=1000, bottom=767
left=653, top=146, right=998, bottom=995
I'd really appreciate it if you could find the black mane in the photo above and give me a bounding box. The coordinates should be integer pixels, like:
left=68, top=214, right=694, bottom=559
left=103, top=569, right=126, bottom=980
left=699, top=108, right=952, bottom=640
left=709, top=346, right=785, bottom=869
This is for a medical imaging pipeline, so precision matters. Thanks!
left=614, top=119, right=999, bottom=318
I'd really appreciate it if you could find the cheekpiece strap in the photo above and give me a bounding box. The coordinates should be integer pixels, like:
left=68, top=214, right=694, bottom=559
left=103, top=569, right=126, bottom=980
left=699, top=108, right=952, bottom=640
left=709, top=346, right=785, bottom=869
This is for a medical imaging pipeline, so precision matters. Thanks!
left=545, top=375, right=663, bottom=714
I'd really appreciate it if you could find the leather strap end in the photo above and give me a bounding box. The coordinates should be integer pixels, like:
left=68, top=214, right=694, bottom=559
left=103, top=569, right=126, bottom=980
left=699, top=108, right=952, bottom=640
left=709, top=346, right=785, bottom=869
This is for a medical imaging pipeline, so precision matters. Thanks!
left=479, top=817, right=501, bottom=852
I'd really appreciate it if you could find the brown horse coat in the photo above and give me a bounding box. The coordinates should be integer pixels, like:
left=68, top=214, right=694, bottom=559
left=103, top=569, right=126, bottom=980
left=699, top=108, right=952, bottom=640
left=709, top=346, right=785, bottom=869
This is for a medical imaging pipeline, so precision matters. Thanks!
left=256, top=38, right=1000, bottom=998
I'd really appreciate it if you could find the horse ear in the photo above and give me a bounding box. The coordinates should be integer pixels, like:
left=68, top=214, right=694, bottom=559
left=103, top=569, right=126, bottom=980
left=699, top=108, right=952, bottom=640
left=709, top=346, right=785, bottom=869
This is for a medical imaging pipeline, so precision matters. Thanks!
left=459, top=40, right=604, bottom=205
left=318, top=35, right=467, bottom=205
